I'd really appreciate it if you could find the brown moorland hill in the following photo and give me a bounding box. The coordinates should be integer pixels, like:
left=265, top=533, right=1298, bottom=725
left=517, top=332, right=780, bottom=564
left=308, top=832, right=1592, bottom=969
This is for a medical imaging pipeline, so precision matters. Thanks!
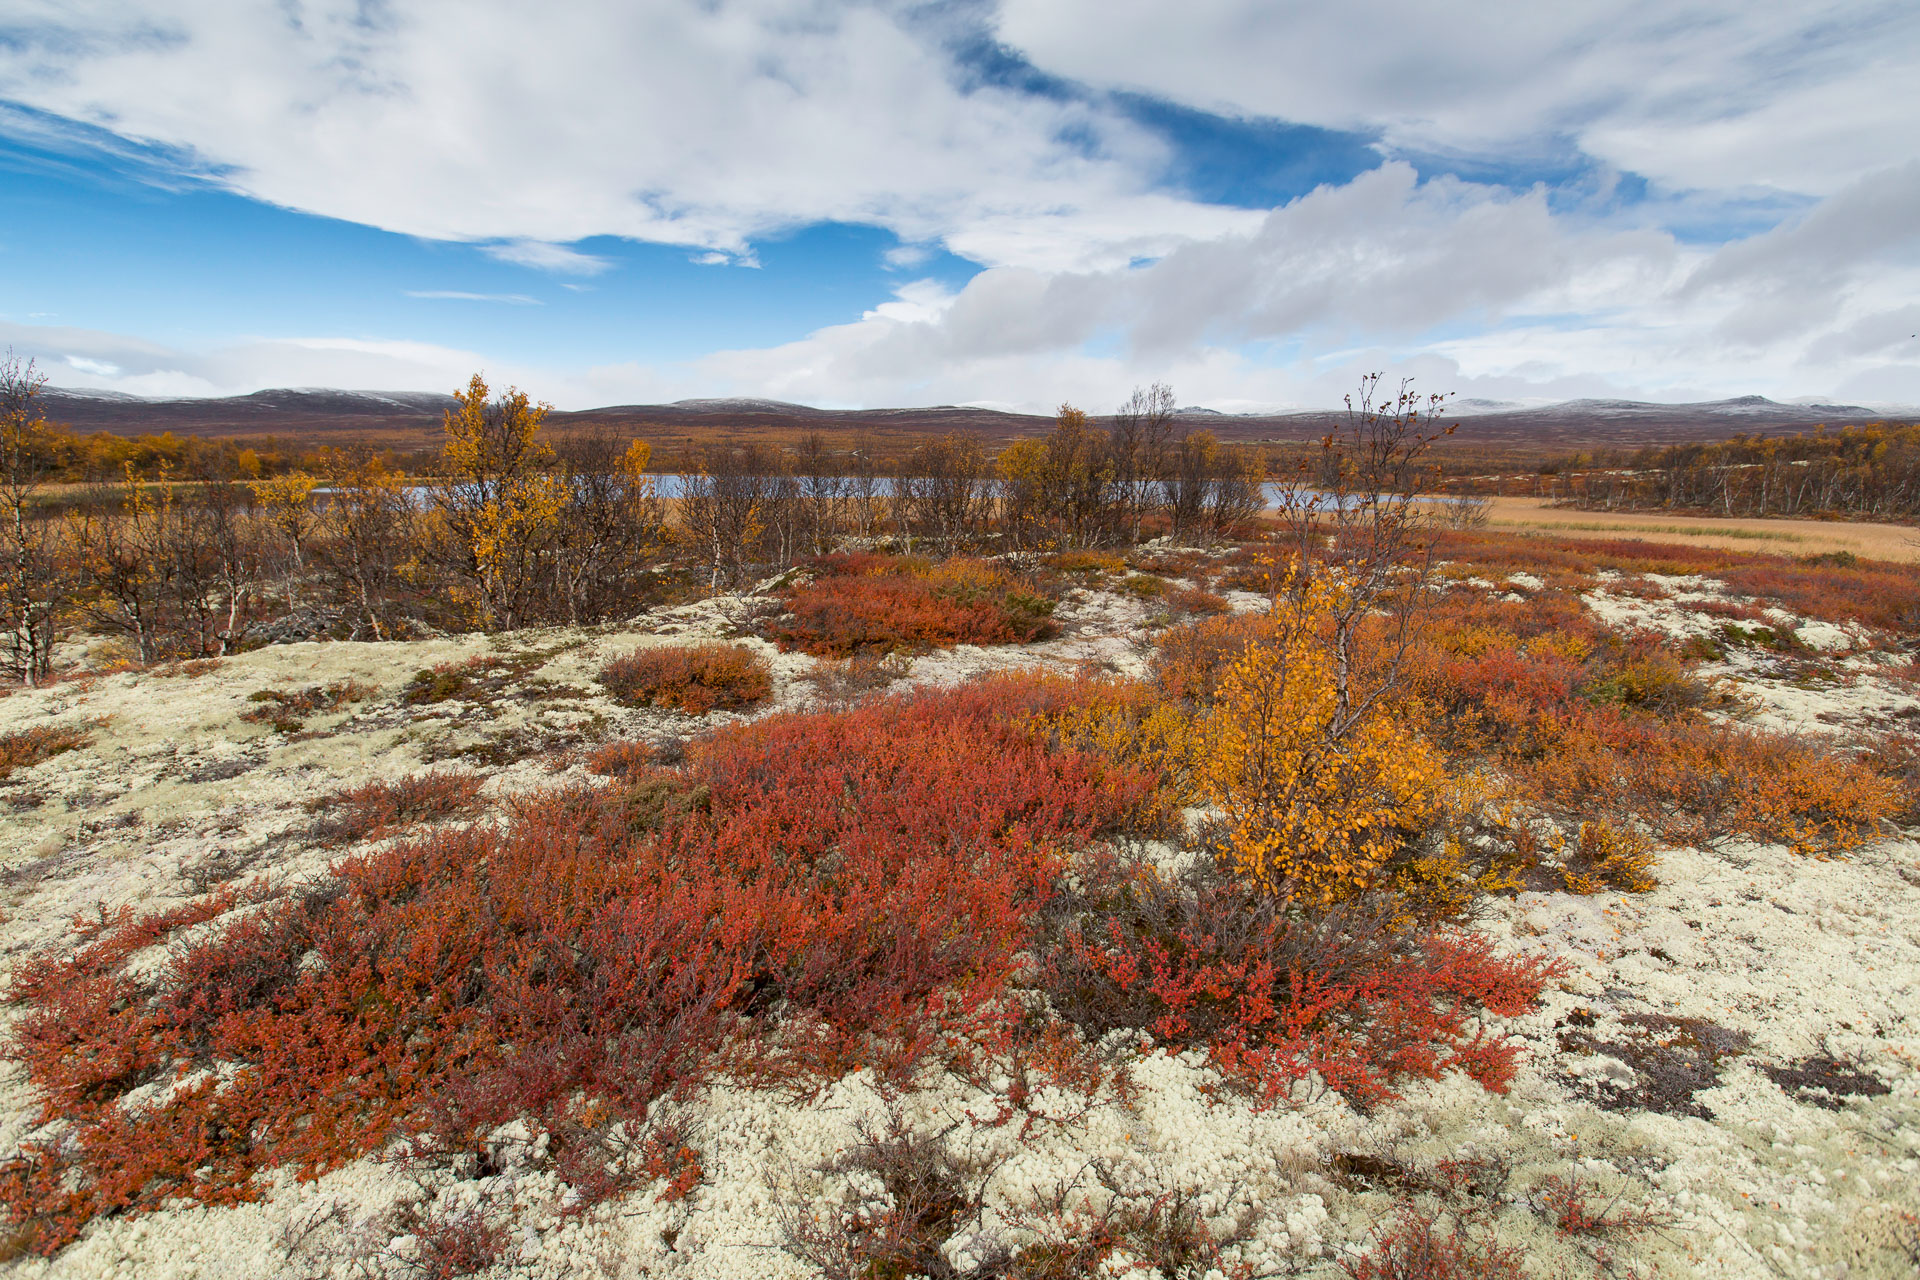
left=38, top=387, right=1901, bottom=471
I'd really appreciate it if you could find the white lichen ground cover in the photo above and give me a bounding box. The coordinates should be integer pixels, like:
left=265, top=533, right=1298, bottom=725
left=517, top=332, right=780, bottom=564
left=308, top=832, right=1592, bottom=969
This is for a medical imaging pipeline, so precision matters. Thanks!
left=0, top=568, right=1914, bottom=1279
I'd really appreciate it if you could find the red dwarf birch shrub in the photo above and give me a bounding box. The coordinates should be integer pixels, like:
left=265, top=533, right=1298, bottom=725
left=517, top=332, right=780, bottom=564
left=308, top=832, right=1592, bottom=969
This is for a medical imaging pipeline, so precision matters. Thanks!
left=597, top=642, right=772, bottom=714
left=0, top=680, right=1152, bottom=1255
left=0, top=673, right=1564, bottom=1257
left=307, top=770, right=487, bottom=846
left=1343, top=1209, right=1526, bottom=1280
left=769, top=554, right=1055, bottom=656
left=1035, top=853, right=1560, bottom=1108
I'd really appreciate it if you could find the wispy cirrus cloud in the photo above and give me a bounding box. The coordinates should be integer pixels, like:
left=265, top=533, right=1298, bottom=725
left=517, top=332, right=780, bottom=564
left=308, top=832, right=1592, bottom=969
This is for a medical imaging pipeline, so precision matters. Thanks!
left=478, top=241, right=611, bottom=276
left=403, top=289, right=543, bottom=304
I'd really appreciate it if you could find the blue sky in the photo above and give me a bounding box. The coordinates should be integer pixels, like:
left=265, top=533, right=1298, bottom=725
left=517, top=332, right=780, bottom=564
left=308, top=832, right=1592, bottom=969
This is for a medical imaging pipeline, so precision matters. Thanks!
left=1, top=1, right=1916, bottom=411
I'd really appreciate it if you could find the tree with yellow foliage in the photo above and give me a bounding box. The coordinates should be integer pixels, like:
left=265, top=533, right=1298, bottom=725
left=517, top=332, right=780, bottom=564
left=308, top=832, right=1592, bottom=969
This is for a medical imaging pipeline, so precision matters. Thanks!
left=1199, top=567, right=1445, bottom=904
left=253, top=470, right=318, bottom=567
left=429, top=374, right=564, bottom=630
left=998, top=403, right=1119, bottom=550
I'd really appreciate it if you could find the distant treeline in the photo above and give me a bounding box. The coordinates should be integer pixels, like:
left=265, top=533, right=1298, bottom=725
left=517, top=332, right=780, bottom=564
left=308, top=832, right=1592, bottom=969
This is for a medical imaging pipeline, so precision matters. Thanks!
left=0, top=366, right=1282, bottom=678
left=8, top=425, right=356, bottom=483
left=1525, top=422, right=1920, bottom=520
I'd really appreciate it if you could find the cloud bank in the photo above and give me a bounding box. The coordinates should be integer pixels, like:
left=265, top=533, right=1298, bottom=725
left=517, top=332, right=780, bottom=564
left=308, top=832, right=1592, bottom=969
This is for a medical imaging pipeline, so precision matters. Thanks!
left=1, top=0, right=1916, bottom=408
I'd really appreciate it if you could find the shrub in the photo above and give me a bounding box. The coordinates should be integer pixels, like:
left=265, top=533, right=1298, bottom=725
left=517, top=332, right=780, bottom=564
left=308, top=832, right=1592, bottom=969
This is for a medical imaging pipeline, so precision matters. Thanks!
left=1408, top=589, right=1897, bottom=856
left=239, top=680, right=376, bottom=733
left=1343, top=1210, right=1525, bottom=1280
left=0, top=672, right=1565, bottom=1258
left=1435, top=529, right=1920, bottom=634
left=1151, top=612, right=1267, bottom=704
left=1559, top=820, right=1658, bottom=894
left=770, top=555, right=1055, bottom=657
left=1527, top=1171, right=1671, bottom=1240
left=0, top=681, right=1152, bottom=1254
left=597, top=642, right=772, bottom=715
left=0, top=724, right=90, bottom=781
left=307, top=770, right=486, bottom=846
left=778, top=1108, right=989, bottom=1280
left=584, top=739, right=656, bottom=780
left=1514, top=712, right=1899, bottom=854
left=403, top=655, right=506, bottom=704
left=1198, top=607, right=1447, bottom=903
left=1036, top=853, right=1557, bottom=1108
left=803, top=651, right=916, bottom=703
left=1044, top=549, right=1127, bottom=577
left=1166, top=584, right=1230, bottom=617
left=401, top=650, right=556, bottom=707
left=1861, top=733, right=1920, bottom=827
left=1000, top=1176, right=1259, bottom=1279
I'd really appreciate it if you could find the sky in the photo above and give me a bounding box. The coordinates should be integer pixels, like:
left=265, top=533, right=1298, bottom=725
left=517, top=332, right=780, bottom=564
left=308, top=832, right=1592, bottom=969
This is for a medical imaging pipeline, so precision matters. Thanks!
left=0, top=0, right=1917, bottom=413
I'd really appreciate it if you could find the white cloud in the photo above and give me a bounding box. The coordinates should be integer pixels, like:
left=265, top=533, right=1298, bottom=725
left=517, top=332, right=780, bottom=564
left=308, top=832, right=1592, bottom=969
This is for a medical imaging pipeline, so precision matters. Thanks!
left=995, top=0, right=1920, bottom=197
left=881, top=243, right=933, bottom=269
left=1681, top=162, right=1920, bottom=343
left=6, top=3, right=1917, bottom=411
left=2, top=322, right=504, bottom=401
left=479, top=241, right=611, bottom=275
left=0, top=0, right=1226, bottom=272
left=694, top=163, right=1920, bottom=409
left=403, top=290, right=542, bottom=304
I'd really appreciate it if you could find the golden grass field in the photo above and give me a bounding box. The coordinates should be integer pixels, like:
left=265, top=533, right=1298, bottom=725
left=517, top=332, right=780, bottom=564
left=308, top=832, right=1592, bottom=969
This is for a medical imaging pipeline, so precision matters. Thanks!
left=1471, top=497, right=1920, bottom=563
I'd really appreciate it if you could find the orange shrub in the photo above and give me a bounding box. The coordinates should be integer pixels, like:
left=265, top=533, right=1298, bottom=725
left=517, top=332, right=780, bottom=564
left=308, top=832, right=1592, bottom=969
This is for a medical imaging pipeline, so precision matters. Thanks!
left=1151, top=612, right=1267, bottom=704
left=1506, top=705, right=1898, bottom=853
left=1861, top=733, right=1920, bottom=826
left=597, top=642, right=772, bottom=714
left=1166, top=583, right=1231, bottom=617
left=770, top=554, right=1054, bottom=657
left=1044, top=548, right=1127, bottom=577
left=584, top=739, right=655, bottom=780
left=0, top=724, right=90, bottom=781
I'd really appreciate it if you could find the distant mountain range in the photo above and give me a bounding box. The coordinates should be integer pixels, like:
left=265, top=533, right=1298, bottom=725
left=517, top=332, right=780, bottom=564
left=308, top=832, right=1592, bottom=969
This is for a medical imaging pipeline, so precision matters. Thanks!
left=34, top=386, right=1910, bottom=454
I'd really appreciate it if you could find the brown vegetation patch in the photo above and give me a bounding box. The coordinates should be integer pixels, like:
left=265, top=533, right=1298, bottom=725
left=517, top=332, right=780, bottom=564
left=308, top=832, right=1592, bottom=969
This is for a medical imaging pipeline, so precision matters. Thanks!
left=1557, top=1011, right=1751, bottom=1119
left=306, top=771, right=487, bottom=846
left=0, top=725, right=91, bottom=782
left=1760, top=1052, right=1892, bottom=1110
left=239, top=679, right=376, bottom=734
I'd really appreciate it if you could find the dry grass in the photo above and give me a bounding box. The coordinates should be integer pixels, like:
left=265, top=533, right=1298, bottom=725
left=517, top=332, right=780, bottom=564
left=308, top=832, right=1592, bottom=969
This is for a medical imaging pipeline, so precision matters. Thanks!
left=1477, top=497, right=1920, bottom=563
